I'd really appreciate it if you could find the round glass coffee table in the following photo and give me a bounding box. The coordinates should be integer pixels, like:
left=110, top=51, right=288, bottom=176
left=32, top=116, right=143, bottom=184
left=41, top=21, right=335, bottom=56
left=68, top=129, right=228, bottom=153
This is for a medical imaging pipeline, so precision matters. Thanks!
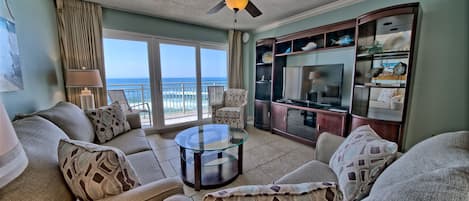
left=174, top=124, right=248, bottom=191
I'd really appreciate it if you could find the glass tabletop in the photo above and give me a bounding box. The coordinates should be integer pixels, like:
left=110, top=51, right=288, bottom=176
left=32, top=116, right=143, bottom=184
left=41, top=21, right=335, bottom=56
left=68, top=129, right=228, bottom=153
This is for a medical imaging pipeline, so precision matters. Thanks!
left=174, top=124, right=248, bottom=151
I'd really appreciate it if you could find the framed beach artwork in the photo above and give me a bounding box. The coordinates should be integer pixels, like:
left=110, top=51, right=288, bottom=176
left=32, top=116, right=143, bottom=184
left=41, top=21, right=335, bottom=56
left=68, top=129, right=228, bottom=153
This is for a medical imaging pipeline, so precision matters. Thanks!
left=0, top=0, right=23, bottom=92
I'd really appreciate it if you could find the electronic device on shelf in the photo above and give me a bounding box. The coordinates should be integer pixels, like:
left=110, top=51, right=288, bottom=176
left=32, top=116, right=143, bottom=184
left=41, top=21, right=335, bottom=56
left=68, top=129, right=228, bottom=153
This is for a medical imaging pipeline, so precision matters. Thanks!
left=282, top=64, right=344, bottom=107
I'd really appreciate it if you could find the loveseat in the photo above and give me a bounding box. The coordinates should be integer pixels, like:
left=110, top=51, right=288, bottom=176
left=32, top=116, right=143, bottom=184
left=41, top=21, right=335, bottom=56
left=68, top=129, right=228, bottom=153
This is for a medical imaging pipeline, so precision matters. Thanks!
left=204, top=130, right=469, bottom=200
left=0, top=102, right=184, bottom=201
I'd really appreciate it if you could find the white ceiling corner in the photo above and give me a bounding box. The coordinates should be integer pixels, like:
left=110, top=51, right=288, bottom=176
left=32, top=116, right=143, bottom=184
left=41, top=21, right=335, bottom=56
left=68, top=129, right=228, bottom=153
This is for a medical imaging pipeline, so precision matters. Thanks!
left=86, top=0, right=363, bottom=32
left=253, top=0, right=365, bottom=33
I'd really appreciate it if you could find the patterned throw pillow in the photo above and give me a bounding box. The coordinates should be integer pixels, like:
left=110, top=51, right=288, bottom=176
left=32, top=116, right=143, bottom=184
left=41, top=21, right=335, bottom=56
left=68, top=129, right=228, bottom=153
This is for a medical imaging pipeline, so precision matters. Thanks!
left=86, top=102, right=131, bottom=144
left=329, top=125, right=398, bottom=201
left=58, top=139, right=141, bottom=201
left=203, top=182, right=342, bottom=201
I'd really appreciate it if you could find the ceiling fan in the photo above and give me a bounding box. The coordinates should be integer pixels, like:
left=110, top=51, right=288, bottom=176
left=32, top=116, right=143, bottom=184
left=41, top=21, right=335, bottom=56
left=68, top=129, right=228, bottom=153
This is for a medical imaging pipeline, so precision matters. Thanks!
left=207, top=0, right=263, bottom=18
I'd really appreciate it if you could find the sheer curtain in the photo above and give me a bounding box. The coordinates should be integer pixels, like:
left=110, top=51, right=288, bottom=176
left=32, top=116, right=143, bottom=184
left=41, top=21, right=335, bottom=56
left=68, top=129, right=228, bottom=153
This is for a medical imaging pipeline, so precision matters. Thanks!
left=56, top=0, right=107, bottom=107
left=227, top=30, right=244, bottom=89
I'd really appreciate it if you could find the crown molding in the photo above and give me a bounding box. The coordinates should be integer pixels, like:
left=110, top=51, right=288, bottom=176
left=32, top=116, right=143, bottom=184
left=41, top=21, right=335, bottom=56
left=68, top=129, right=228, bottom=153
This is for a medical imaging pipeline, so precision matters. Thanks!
left=253, top=0, right=364, bottom=33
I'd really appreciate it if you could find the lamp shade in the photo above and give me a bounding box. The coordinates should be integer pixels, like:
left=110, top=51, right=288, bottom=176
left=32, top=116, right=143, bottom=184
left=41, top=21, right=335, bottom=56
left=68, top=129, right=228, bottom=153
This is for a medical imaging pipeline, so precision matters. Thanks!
left=226, top=0, right=248, bottom=11
left=0, top=103, right=28, bottom=188
left=308, top=71, right=321, bottom=80
left=66, top=69, right=103, bottom=88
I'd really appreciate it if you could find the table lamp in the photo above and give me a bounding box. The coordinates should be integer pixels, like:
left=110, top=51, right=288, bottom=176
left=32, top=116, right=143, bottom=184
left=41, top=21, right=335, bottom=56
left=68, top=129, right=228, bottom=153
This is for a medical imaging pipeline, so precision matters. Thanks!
left=66, top=68, right=103, bottom=110
left=0, top=103, right=28, bottom=188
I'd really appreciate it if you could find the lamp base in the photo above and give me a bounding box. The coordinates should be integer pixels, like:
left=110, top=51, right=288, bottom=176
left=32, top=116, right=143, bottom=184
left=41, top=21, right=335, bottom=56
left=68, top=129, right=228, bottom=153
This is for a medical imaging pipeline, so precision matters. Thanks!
left=0, top=143, right=28, bottom=188
left=80, top=90, right=95, bottom=110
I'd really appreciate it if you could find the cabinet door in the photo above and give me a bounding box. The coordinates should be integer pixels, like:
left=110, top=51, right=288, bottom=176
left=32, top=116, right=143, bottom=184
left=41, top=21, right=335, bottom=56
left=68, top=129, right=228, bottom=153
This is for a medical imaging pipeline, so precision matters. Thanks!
left=350, top=116, right=401, bottom=143
left=271, top=104, right=287, bottom=132
left=254, top=101, right=271, bottom=130
left=316, top=113, right=346, bottom=136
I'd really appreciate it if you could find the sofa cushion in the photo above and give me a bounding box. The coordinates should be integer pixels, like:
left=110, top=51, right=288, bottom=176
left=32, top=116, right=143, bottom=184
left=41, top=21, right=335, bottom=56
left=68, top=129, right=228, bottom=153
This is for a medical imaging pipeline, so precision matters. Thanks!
left=102, top=129, right=151, bottom=155
left=216, top=107, right=241, bottom=118
left=365, top=131, right=469, bottom=201
left=275, top=160, right=337, bottom=184
left=127, top=150, right=165, bottom=184
left=203, top=182, right=342, bottom=201
left=329, top=125, right=398, bottom=201
left=58, top=139, right=141, bottom=201
left=0, top=116, right=74, bottom=201
left=35, top=101, right=95, bottom=142
left=86, top=102, right=131, bottom=144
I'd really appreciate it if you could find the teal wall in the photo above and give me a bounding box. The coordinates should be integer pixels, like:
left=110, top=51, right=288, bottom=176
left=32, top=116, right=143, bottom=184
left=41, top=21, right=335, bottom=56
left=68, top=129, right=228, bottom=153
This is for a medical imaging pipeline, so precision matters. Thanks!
left=102, top=8, right=227, bottom=43
left=246, top=0, right=469, bottom=150
left=0, top=0, right=65, bottom=118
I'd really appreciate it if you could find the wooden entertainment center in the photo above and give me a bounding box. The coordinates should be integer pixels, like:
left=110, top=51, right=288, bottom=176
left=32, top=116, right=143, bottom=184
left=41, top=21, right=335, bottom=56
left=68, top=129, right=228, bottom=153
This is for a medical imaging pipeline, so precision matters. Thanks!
left=254, top=3, right=420, bottom=148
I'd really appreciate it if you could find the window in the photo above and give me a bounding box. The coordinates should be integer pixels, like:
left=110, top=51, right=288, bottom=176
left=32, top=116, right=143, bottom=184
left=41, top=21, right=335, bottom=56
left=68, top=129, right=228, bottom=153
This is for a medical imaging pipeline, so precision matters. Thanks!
left=103, top=30, right=227, bottom=129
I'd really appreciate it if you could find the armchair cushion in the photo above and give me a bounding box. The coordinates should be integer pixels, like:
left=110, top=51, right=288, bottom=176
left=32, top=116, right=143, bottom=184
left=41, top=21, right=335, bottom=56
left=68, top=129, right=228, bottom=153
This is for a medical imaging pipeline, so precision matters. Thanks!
left=224, top=89, right=247, bottom=107
left=203, top=182, right=341, bottom=201
left=216, top=107, right=241, bottom=118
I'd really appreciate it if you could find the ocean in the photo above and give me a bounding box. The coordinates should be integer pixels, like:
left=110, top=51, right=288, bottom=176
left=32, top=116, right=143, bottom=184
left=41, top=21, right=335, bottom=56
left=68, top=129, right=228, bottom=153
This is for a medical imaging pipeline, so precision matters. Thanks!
left=106, top=77, right=227, bottom=114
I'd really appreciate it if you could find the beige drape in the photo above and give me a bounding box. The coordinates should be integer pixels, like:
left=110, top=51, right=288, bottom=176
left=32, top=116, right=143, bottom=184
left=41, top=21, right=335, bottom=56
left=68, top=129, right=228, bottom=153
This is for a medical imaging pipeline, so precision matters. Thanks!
left=56, top=0, right=106, bottom=107
left=228, top=30, right=244, bottom=89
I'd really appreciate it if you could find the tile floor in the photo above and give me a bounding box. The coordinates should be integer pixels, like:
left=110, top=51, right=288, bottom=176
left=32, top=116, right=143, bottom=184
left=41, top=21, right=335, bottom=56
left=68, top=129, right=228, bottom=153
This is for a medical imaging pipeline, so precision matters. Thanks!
left=146, top=124, right=315, bottom=201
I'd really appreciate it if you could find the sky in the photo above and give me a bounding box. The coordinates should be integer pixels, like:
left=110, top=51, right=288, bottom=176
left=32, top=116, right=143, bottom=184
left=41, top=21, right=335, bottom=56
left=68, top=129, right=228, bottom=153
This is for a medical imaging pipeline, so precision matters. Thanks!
left=103, top=38, right=227, bottom=79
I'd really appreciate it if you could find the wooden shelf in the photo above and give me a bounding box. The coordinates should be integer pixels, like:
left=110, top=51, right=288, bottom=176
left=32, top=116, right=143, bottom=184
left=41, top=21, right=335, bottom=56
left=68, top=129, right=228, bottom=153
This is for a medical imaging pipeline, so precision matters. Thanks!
left=257, top=63, right=272, bottom=65
left=355, top=84, right=406, bottom=88
left=350, top=3, right=420, bottom=149
left=256, top=80, right=271, bottom=84
left=275, top=44, right=355, bottom=57
left=356, top=50, right=410, bottom=60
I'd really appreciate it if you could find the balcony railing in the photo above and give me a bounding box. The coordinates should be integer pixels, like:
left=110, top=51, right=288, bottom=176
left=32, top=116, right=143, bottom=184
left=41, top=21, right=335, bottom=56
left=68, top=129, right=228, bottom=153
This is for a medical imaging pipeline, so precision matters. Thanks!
left=107, top=81, right=227, bottom=126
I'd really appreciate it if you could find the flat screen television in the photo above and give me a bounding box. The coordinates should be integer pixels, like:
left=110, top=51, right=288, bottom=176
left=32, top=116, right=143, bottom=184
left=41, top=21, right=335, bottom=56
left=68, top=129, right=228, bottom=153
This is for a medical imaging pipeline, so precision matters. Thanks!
left=282, top=64, right=344, bottom=106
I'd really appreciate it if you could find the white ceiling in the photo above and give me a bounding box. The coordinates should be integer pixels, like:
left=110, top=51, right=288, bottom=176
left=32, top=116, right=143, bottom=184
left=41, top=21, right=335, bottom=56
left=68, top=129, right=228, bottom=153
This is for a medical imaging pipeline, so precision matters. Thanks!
left=85, top=0, right=354, bottom=31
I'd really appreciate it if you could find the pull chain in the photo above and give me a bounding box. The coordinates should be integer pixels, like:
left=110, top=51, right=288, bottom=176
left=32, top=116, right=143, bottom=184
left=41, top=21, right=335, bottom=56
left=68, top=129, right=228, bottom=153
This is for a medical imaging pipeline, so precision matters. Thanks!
left=233, top=11, right=238, bottom=30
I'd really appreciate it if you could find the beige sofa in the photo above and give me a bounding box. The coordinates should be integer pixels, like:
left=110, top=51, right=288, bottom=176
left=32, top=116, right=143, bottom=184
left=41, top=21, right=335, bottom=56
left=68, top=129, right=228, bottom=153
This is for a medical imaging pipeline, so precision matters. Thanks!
left=202, top=131, right=469, bottom=200
left=277, top=131, right=469, bottom=200
left=0, top=102, right=184, bottom=201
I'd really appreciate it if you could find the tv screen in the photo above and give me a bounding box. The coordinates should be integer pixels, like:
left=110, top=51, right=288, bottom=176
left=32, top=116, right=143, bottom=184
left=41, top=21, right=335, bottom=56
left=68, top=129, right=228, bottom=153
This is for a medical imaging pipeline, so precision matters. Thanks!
left=282, top=64, right=344, bottom=106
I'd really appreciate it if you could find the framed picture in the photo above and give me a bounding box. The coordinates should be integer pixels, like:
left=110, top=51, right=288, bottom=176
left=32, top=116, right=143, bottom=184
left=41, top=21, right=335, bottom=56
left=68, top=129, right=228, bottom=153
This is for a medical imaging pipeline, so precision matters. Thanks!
left=0, top=13, right=23, bottom=92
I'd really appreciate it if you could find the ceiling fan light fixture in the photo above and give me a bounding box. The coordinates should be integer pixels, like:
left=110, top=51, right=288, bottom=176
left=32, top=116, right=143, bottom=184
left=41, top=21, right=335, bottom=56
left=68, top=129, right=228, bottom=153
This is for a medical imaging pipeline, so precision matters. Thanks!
left=226, top=0, right=249, bottom=12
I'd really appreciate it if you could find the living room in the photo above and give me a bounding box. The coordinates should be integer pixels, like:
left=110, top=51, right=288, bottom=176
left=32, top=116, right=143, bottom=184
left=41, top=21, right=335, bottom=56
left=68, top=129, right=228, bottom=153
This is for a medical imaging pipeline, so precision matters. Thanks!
left=0, top=0, right=468, bottom=201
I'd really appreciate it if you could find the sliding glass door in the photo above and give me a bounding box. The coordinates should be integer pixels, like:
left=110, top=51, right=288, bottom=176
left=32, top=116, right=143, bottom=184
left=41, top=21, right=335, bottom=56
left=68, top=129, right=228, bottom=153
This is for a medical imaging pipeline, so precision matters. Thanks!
left=159, top=43, right=198, bottom=125
left=103, top=38, right=152, bottom=127
left=104, top=30, right=227, bottom=129
left=157, top=42, right=228, bottom=127
left=201, top=47, right=228, bottom=118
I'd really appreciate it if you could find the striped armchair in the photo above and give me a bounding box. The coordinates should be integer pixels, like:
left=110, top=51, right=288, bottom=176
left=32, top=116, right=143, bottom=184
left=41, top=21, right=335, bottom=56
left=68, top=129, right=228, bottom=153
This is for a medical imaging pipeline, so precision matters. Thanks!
left=209, top=88, right=248, bottom=129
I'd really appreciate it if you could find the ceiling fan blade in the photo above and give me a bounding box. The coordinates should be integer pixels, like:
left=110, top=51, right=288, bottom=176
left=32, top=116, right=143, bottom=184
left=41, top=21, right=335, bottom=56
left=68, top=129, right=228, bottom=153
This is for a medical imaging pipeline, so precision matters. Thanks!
left=207, top=0, right=226, bottom=14
left=245, top=1, right=262, bottom=17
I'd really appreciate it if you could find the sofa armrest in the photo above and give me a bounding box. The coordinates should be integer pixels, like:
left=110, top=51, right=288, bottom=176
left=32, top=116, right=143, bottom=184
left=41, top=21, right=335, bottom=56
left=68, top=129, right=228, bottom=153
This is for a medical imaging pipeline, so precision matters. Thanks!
left=315, top=132, right=345, bottom=164
left=98, top=177, right=184, bottom=201
left=126, top=112, right=142, bottom=129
